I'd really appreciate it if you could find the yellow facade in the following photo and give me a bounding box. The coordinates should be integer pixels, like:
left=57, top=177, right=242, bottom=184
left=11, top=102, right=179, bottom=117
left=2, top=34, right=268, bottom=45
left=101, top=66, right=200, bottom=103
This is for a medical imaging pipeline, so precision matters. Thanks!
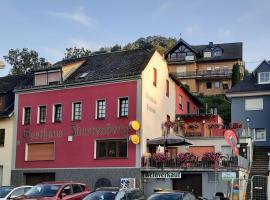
left=169, top=60, right=244, bottom=95
left=0, top=115, right=14, bottom=185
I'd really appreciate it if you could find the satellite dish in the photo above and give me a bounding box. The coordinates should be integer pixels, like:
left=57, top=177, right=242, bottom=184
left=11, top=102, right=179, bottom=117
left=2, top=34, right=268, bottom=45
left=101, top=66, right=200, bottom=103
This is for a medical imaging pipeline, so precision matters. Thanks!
left=0, top=61, right=5, bottom=69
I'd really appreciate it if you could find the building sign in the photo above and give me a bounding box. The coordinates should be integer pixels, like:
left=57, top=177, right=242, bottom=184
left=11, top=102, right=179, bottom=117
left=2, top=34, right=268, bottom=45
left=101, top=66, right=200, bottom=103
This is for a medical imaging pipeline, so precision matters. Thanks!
left=222, top=172, right=236, bottom=181
left=129, top=134, right=140, bottom=145
left=144, top=171, right=181, bottom=179
left=23, top=124, right=129, bottom=139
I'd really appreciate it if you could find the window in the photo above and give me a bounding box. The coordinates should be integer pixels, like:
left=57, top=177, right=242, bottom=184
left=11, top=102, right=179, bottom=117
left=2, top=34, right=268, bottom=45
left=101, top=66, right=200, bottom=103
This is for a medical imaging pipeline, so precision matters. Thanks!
left=206, top=81, right=212, bottom=89
left=23, top=107, right=31, bottom=125
left=166, top=80, right=169, bottom=97
left=38, top=106, right=46, bottom=124
left=72, top=184, right=83, bottom=193
left=215, top=81, right=220, bottom=88
left=245, top=98, right=263, bottom=110
left=72, top=102, right=82, bottom=120
left=53, top=104, right=62, bottom=123
left=96, top=139, right=127, bottom=159
left=179, top=95, right=183, bottom=110
left=223, top=83, right=229, bottom=89
left=153, top=68, right=157, bottom=87
left=0, top=129, right=5, bottom=146
left=118, top=97, right=128, bottom=117
left=26, top=142, right=54, bottom=161
left=258, top=72, right=270, bottom=84
left=254, top=128, right=266, bottom=141
left=96, top=100, right=106, bottom=119
left=62, top=185, right=72, bottom=196
left=213, top=49, right=222, bottom=57
left=204, top=51, right=212, bottom=58
left=187, top=101, right=190, bottom=114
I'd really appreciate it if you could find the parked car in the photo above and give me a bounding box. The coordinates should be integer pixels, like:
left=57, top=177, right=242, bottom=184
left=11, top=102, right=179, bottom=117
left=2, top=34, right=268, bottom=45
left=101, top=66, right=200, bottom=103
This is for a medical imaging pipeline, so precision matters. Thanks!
left=83, top=187, right=119, bottom=200
left=0, top=186, right=32, bottom=200
left=15, top=182, right=90, bottom=200
left=147, top=190, right=197, bottom=200
left=83, top=187, right=144, bottom=200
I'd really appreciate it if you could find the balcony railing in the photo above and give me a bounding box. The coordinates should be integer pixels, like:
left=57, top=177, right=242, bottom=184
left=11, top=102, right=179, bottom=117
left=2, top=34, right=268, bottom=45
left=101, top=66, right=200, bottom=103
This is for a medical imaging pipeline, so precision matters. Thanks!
left=142, top=156, right=249, bottom=170
left=174, top=70, right=232, bottom=78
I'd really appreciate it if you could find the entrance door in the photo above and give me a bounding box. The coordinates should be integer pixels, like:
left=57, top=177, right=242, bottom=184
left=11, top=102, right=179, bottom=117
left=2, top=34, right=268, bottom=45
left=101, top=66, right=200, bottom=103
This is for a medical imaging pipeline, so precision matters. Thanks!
left=25, top=173, right=55, bottom=185
left=173, top=174, right=202, bottom=197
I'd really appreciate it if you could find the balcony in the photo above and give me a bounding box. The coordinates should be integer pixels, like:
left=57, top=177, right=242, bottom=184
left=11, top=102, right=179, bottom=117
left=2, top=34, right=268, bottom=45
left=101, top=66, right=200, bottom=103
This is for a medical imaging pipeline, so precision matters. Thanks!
left=174, top=70, right=232, bottom=79
left=141, top=155, right=249, bottom=170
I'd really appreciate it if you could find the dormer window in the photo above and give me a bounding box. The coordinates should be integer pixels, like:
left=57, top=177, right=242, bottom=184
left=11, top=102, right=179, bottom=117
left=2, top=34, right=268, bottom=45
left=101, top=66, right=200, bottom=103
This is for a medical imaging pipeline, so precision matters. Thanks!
left=213, top=48, right=222, bottom=57
left=258, top=72, right=270, bottom=84
left=203, top=50, right=212, bottom=58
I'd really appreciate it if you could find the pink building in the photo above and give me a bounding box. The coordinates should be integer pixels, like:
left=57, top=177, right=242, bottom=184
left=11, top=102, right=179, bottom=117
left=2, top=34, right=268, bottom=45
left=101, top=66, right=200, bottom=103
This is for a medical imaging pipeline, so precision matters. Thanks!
left=12, top=49, right=200, bottom=189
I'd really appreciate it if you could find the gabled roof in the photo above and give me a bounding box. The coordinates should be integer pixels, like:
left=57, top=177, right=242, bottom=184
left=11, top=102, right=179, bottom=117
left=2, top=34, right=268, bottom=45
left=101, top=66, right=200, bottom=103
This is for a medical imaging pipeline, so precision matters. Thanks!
left=0, top=73, right=34, bottom=94
left=227, top=60, right=270, bottom=94
left=64, top=49, right=155, bottom=83
left=165, top=39, right=242, bottom=62
left=165, top=38, right=199, bottom=58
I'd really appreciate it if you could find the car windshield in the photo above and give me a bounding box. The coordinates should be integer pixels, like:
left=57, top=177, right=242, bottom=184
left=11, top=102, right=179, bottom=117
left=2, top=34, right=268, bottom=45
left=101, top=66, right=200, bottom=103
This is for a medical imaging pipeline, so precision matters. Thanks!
left=25, top=184, right=61, bottom=197
left=0, top=187, right=15, bottom=198
left=147, top=193, right=183, bottom=200
left=83, top=191, right=117, bottom=200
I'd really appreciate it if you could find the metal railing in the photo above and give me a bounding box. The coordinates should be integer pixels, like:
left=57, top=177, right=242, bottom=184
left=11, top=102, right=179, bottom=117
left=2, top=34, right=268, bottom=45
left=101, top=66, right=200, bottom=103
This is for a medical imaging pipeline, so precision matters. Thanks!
left=142, top=155, right=249, bottom=169
left=174, top=70, right=232, bottom=78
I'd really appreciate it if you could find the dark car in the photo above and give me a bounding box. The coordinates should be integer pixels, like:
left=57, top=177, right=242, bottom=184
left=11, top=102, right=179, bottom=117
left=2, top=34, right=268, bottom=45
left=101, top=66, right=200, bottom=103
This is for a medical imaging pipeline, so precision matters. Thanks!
left=83, top=187, right=144, bottom=200
left=147, top=191, right=197, bottom=200
left=15, top=182, right=90, bottom=200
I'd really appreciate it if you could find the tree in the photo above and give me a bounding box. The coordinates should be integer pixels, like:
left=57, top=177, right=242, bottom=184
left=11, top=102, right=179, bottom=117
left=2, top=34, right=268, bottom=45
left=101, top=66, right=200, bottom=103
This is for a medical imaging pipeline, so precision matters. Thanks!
left=232, top=63, right=241, bottom=86
left=198, top=94, right=231, bottom=125
left=64, top=47, right=92, bottom=59
left=123, top=36, right=177, bottom=54
left=110, top=44, right=122, bottom=52
left=4, top=48, right=46, bottom=75
left=244, top=69, right=250, bottom=78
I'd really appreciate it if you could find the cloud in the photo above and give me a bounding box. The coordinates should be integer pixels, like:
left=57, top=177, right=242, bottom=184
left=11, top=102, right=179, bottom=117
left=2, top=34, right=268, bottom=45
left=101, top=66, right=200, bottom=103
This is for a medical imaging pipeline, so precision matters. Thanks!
left=48, top=6, right=97, bottom=27
left=43, top=48, right=63, bottom=62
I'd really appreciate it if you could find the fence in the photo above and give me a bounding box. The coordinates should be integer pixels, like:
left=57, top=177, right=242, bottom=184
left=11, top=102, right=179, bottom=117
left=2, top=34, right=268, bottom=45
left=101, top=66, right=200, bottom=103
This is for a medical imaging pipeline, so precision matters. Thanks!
left=229, top=175, right=268, bottom=200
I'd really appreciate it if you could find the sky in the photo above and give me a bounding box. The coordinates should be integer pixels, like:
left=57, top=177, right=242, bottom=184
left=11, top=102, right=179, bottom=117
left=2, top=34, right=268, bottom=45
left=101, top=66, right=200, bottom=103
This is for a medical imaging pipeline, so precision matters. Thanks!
left=0, top=0, right=270, bottom=76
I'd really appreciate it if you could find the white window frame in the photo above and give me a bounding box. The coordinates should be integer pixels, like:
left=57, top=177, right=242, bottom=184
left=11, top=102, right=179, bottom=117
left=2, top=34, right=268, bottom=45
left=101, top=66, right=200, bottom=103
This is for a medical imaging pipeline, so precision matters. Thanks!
left=95, top=99, right=106, bottom=119
left=117, top=97, right=129, bottom=118
left=245, top=98, right=263, bottom=111
left=37, top=105, right=47, bottom=124
left=204, top=51, right=212, bottom=58
left=52, top=103, right=62, bottom=123
left=215, top=81, right=220, bottom=88
left=258, top=72, right=270, bottom=84
left=22, top=107, right=31, bottom=125
left=254, top=128, right=266, bottom=142
left=72, top=102, right=82, bottom=121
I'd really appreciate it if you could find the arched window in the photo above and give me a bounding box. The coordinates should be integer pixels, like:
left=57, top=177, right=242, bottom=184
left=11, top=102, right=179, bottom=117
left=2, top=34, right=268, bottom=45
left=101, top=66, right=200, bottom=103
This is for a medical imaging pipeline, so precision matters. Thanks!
left=213, top=47, right=222, bottom=57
